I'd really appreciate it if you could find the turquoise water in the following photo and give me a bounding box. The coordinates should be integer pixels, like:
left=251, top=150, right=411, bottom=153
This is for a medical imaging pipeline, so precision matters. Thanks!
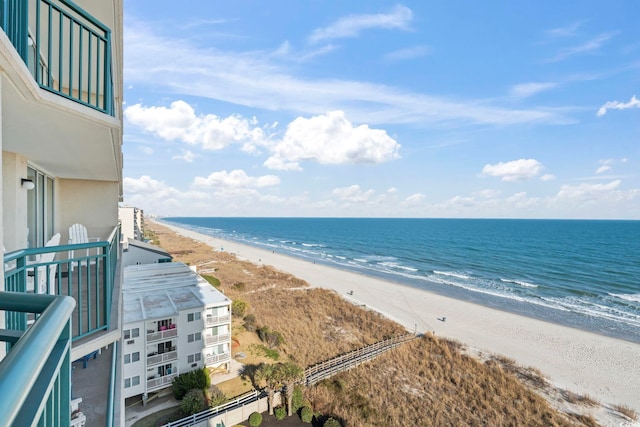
left=163, top=217, right=640, bottom=343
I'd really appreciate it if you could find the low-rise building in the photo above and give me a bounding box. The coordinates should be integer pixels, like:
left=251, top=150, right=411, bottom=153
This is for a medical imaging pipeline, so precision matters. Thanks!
left=122, top=262, right=232, bottom=402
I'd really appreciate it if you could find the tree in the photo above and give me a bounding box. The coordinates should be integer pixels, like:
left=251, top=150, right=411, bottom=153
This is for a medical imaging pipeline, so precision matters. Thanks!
left=180, top=389, right=206, bottom=416
left=278, top=363, right=305, bottom=416
left=254, top=363, right=282, bottom=415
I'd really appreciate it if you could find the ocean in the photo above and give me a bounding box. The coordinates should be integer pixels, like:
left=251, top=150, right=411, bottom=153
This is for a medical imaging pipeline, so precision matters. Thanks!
left=162, top=217, right=640, bottom=343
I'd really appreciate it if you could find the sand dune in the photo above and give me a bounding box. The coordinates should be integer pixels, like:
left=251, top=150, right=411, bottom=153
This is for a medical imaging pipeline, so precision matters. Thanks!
left=155, top=219, right=640, bottom=413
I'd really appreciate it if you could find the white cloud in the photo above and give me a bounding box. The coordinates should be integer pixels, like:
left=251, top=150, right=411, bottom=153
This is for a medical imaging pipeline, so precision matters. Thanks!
left=482, top=159, right=544, bottom=181
left=172, top=150, right=198, bottom=163
left=124, top=101, right=268, bottom=150
left=139, top=146, right=154, bottom=155
left=331, top=185, right=375, bottom=203
left=384, top=45, right=431, bottom=62
left=540, top=174, right=556, bottom=181
left=476, top=189, right=501, bottom=199
left=556, top=180, right=640, bottom=202
left=510, top=82, right=556, bottom=98
left=403, top=193, right=425, bottom=205
left=264, top=111, right=400, bottom=170
left=308, top=5, right=413, bottom=43
left=124, top=23, right=570, bottom=127
left=545, top=22, right=582, bottom=38
left=547, top=32, right=616, bottom=62
left=193, top=169, right=280, bottom=189
left=507, top=192, right=540, bottom=209
left=596, top=165, right=611, bottom=174
left=597, top=95, right=640, bottom=116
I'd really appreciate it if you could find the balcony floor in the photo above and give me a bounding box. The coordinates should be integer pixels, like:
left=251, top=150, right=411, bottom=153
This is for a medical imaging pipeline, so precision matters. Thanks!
left=71, top=343, right=113, bottom=426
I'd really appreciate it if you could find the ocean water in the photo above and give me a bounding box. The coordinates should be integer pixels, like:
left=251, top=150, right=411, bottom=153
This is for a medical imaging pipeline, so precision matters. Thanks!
left=162, top=217, right=640, bottom=343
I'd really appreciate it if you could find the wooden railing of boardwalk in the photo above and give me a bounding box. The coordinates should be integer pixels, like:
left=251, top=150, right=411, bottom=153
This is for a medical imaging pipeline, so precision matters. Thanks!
left=304, top=333, right=418, bottom=386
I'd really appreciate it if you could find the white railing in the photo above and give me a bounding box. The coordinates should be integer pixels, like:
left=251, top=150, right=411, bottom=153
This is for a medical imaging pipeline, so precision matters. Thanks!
left=205, top=333, right=230, bottom=346
left=205, top=352, right=231, bottom=366
left=206, top=314, right=230, bottom=326
left=146, top=350, right=177, bottom=366
left=147, top=372, right=178, bottom=391
left=147, top=327, right=178, bottom=343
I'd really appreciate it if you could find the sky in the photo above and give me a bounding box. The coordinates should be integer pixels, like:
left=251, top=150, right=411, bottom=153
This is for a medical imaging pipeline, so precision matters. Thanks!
left=122, top=1, right=640, bottom=219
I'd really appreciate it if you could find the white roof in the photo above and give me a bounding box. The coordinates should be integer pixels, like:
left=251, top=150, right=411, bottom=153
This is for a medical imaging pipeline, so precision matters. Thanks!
left=122, top=262, right=230, bottom=324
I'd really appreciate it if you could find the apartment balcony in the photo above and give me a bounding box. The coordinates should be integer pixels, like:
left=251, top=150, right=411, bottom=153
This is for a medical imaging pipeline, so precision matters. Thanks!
left=146, top=325, right=177, bottom=344
left=4, top=225, right=121, bottom=359
left=147, top=372, right=178, bottom=393
left=205, top=352, right=231, bottom=366
left=204, top=333, right=230, bottom=347
left=146, top=349, right=177, bottom=366
left=0, top=291, right=74, bottom=426
left=1, top=0, right=114, bottom=115
left=205, top=313, right=231, bottom=326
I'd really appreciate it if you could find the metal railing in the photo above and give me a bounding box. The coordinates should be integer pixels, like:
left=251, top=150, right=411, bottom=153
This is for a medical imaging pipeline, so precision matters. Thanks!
left=4, top=224, right=120, bottom=341
left=205, top=332, right=229, bottom=346
left=0, top=291, right=76, bottom=426
left=147, top=372, right=178, bottom=392
left=205, top=314, right=230, bottom=326
left=163, top=390, right=260, bottom=427
left=147, top=350, right=177, bottom=366
left=147, top=327, right=178, bottom=343
left=0, top=0, right=114, bottom=115
left=205, top=351, right=231, bottom=366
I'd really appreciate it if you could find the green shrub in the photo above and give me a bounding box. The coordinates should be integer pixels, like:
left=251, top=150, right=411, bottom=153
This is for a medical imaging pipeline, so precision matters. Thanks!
left=172, top=368, right=211, bottom=399
left=323, top=418, right=341, bottom=427
left=232, top=299, right=249, bottom=317
left=256, top=326, right=284, bottom=348
left=233, top=282, right=246, bottom=291
left=243, top=314, right=257, bottom=332
left=300, top=406, right=313, bottom=423
left=274, top=406, right=286, bottom=420
left=248, top=411, right=262, bottom=426
left=291, top=385, right=304, bottom=414
left=180, top=389, right=206, bottom=416
left=201, top=274, right=221, bottom=288
left=207, top=384, right=226, bottom=408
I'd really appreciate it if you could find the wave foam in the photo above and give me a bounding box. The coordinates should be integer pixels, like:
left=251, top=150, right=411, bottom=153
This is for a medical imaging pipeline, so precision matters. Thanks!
left=500, top=278, right=538, bottom=288
left=609, top=293, right=640, bottom=303
left=434, top=270, right=470, bottom=280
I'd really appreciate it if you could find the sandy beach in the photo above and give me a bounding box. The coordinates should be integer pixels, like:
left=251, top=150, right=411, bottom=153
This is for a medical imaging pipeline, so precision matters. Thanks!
left=155, top=219, right=640, bottom=413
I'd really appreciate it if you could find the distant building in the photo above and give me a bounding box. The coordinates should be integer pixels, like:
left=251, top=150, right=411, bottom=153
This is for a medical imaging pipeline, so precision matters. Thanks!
left=119, top=206, right=144, bottom=242
left=122, top=262, right=232, bottom=402
left=122, top=239, right=173, bottom=267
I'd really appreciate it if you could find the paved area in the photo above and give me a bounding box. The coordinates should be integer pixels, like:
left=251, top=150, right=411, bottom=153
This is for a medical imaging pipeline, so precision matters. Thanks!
left=71, top=344, right=113, bottom=426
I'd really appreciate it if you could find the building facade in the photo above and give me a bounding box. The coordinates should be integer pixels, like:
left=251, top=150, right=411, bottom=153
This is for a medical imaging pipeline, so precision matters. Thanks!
left=0, top=0, right=124, bottom=425
left=119, top=205, right=144, bottom=242
left=122, top=262, right=232, bottom=402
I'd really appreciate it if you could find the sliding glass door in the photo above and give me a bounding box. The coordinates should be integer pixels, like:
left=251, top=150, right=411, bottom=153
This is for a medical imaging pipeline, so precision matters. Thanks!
left=26, top=166, right=54, bottom=248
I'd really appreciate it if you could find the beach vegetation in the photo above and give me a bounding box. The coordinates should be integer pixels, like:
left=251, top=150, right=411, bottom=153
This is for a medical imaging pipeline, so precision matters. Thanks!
left=172, top=368, right=210, bottom=400
left=274, top=405, right=286, bottom=420
left=254, top=364, right=281, bottom=415
left=291, top=384, right=305, bottom=414
left=201, top=274, right=221, bottom=288
left=278, top=362, right=305, bottom=416
left=249, top=343, right=280, bottom=360
left=248, top=411, right=262, bottom=426
left=207, top=384, right=227, bottom=408
left=243, top=314, right=257, bottom=332
left=180, top=389, right=206, bottom=416
left=256, top=325, right=284, bottom=349
left=232, top=299, right=249, bottom=317
left=300, top=405, right=313, bottom=423
left=233, top=281, right=246, bottom=291
left=323, top=418, right=341, bottom=427
left=613, top=403, right=637, bottom=421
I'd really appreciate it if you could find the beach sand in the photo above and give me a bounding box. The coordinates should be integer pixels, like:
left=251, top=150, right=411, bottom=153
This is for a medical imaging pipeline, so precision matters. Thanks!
left=154, top=219, right=640, bottom=413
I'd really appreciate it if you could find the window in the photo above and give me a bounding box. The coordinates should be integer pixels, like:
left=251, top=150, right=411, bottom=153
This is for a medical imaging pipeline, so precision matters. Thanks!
left=124, top=329, right=130, bottom=340
left=188, top=312, right=201, bottom=322
left=132, top=376, right=140, bottom=386
left=188, top=354, right=194, bottom=364
left=187, top=332, right=202, bottom=343
left=131, top=328, right=140, bottom=338
left=132, top=352, right=140, bottom=362
left=124, top=354, right=130, bottom=364
left=188, top=353, right=202, bottom=364
left=124, top=378, right=131, bottom=388
left=26, top=166, right=54, bottom=248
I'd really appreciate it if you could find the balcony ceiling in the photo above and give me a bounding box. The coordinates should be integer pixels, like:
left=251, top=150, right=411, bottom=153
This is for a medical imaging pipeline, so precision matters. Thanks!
left=2, top=74, right=122, bottom=182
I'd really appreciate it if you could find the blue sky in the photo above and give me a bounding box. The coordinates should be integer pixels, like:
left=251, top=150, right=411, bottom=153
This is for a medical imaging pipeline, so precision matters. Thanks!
left=122, top=1, right=639, bottom=219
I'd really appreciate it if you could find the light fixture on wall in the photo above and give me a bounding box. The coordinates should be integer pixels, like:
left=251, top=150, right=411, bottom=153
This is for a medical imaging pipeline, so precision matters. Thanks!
left=21, top=178, right=35, bottom=190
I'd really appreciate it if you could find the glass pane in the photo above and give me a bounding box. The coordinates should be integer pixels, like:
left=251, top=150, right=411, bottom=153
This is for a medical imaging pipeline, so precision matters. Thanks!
left=45, top=176, right=54, bottom=242
left=27, top=167, right=36, bottom=248
left=37, top=173, right=44, bottom=246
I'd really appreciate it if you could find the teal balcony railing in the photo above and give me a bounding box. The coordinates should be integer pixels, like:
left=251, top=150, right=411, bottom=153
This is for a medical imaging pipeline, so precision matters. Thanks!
left=0, top=0, right=113, bottom=115
left=4, top=225, right=120, bottom=341
left=0, top=292, right=75, bottom=426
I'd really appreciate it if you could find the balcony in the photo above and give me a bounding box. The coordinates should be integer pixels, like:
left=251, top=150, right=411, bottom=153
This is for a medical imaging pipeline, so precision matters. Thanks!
left=4, top=225, right=120, bottom=342
left=204, top=333, right=230, bottom=347
left=0, top=291, right=75, bottom=426
left=205, top=352, right=231, bottom=366
left=205, top=313, right=230, bottom=326
left=146, top=325, right=177, bottom=344
left=0, top=0, right=114, bottom=115
left=147, top=372, right=178, bottom=392
left=147, top=349, right=177, bottom=366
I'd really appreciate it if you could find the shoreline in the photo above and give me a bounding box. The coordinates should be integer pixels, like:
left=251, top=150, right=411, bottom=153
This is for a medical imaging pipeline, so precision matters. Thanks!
left=153, top=218, right=640, bottom=412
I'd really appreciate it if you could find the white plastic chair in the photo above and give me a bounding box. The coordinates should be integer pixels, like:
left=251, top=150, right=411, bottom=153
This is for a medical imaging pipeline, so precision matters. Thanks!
left=68, top=223, right=100, bottom=271
left=27, top=233, right=61, bottom=294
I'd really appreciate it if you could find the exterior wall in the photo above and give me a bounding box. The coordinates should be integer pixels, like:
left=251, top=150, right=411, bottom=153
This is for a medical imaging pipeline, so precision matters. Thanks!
left=122, top=246, right=170, bottom=267
left=118, top=206, right=136, bottom=241
left=1, top=152, right=29, bottom=250
left=176, top=308, right=205, bottom=375
left=122, top=322, right=145, bottom=399
left=56, top=178, right=119, bottom=241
